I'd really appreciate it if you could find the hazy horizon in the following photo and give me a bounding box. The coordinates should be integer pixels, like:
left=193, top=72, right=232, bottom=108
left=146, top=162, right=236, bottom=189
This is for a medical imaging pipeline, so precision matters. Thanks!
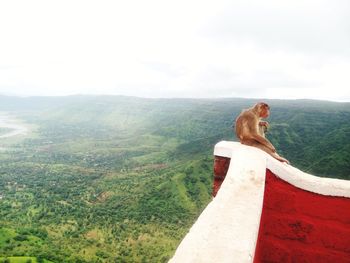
left=1, top=92, right=349, bottom=104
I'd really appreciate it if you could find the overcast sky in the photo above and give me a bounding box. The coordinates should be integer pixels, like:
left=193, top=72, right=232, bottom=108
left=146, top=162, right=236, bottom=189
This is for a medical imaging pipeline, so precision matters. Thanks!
left=0, top=0, right=350, bottom=101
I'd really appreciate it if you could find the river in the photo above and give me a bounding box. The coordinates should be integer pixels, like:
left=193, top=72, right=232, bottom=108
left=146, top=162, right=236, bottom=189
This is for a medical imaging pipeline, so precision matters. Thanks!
left=0, top=114, right=29, bottom=139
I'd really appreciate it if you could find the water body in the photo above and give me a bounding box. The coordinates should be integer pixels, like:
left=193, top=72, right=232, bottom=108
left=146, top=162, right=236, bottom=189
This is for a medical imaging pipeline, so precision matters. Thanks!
left=0, top=114, right=28, bottom=139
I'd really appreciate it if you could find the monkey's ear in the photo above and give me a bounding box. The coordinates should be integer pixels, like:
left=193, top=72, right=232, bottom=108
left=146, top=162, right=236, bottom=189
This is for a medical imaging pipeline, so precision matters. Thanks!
left=257, top=102, right=269, bottom=110
left=262, top=103, right=270, bottom=109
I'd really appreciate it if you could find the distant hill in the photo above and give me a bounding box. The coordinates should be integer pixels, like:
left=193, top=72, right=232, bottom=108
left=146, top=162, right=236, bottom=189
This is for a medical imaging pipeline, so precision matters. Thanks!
left=0, top=95, right=349, bottom=262
left=1, top=95, right=349, bottom=178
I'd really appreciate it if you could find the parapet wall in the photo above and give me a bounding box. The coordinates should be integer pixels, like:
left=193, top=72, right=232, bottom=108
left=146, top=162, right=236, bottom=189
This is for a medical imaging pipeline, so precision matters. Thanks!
left=254, top=169, right=350, bottom=263
left=170, top=141, right=350, bottom=263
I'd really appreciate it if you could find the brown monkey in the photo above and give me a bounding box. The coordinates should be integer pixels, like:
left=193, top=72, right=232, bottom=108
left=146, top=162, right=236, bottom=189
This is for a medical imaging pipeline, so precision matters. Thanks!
left=235, top=102, right=289, bottom=164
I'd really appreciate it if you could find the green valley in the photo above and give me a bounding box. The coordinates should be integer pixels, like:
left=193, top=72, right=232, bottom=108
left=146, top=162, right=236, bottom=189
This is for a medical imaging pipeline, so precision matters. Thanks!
left=0, top=95, right=349, bottom=262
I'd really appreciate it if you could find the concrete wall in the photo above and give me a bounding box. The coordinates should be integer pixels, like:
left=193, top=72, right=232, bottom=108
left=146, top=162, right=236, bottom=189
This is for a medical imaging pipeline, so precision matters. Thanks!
left=254, top=169, right=350, bottom=263
left=169, top=141, right=350, bottom=263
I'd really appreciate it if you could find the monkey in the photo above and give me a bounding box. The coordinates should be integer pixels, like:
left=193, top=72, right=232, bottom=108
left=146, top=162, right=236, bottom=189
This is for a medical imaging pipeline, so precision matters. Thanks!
left=235, top=102, right=289, bottom=164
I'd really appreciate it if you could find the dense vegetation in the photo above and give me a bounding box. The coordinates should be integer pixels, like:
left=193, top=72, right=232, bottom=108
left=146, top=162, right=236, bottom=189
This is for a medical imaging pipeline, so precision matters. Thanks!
left=0, top=95, right=349, bottom=262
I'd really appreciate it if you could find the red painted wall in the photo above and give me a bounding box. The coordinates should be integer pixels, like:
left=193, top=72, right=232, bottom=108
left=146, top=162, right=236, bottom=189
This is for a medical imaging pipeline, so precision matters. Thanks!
left=212, top=156, right=230, bottom=197
left=254, top=170, right=350, bottom=263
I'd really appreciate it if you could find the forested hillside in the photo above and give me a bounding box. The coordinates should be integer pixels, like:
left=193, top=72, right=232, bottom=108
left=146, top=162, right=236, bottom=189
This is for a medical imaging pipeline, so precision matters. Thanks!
left=0, top=95, right=349, bottom=262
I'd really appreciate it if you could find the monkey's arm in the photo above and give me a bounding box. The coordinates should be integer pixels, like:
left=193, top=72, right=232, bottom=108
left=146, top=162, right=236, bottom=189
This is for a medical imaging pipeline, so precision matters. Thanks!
left=241, top=119, right=276, bottom=152
left=258, top=121, right=268, bottom=137
left=248, top=119, right=276, bottom=151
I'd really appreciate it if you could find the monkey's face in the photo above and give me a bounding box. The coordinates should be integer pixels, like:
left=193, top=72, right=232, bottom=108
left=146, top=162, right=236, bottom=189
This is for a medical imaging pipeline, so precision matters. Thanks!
left=259, top=106, right=270, bottom=118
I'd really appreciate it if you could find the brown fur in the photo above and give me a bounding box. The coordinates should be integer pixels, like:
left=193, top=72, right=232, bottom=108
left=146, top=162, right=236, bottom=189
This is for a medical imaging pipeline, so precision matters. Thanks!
left=235, top=103, right=289, bottom=164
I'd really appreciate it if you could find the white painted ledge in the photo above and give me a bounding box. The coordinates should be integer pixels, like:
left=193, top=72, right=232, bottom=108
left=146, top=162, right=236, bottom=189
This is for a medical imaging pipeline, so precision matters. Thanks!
left=214, top=141, right=350, bottom=198
left=169, top=141, right=350, bottom=263
left=169, top=143, right=267, bottom=263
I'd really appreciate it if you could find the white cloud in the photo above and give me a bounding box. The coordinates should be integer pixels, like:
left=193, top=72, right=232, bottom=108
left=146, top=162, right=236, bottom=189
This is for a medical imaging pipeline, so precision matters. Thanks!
left=0, top=0, right=349, bottom=101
